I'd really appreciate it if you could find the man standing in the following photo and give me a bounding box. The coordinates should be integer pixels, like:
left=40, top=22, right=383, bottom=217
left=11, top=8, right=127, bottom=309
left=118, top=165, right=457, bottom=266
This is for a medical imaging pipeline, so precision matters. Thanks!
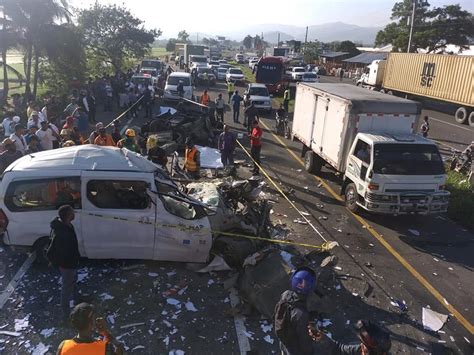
left=26, top=135, right=41, bottom=154
left=10, top=124, right=27, bottom=155
left=249, top=119, right=263, bottom=175
left=200, top=90, right=210, bottom=107
left=184, top=137, right=200, bottom=180
left=218, top=125, right=236, bottom=167
left=143, top=86, right=153, bottom=118
left=94, top=127, right=115, bottom=146
left=117, top=129, right=140, bottom=152
left=0, top=138, right=23, bottom=173
left=86, top=90, right=97, bottom=123
left=215, top=93, right=225, bottom=122
left=244, top=102, right=259, bottom=134
left=176, top=80, right=185, bottom=98
left=420, top=116, right=429, bottom=138
left=48, top=205, right=82, bottom=320
left=57, top=303, right=123, bottom=354
left=36, top=121, right=57, bottom=151
left=2, top=112, right=14, bottom=138
left=111, top=123, right=122, bottom=144
left=283, top=86, right=290, bottom=113
left=88, top=122, right=103, bottom=144
left=27, top=111, right=41, bottom=129
left=231, top=90, right=243, bottom=123
left=227, top=80, right=235, bottom=104
left=104, top=80, right=113, bottom=112
left=339, top=68, right=344, bottom=81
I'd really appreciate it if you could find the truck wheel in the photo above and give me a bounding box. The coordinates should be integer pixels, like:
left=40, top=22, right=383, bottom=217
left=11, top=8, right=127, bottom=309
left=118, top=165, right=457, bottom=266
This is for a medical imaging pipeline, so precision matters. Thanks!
left=455, top=107, right=468, bottom=124
left=468, top=111, right=474, bottom=127
left=304, top=151, right=322, bottom=174
left=33, top=236, right=50, bottom=266
left=345, top=183, right=359, bottom=212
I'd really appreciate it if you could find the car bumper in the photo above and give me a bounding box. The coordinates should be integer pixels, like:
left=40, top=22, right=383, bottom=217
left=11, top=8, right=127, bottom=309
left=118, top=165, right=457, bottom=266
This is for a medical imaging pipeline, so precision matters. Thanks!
left=252, top=101, right=272, bottom=110
left=360, top=191, right=450, bottom=215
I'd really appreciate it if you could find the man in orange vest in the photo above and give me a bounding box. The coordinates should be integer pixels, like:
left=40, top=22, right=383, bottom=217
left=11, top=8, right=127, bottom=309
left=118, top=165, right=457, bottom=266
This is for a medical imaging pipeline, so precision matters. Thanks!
left=200, top=90, right=210, bottom=106
left=57, top=302, right=123, bottom=354
left=184, top=137, right=200, bottom=179
left=94, top=127, right=115, bottom=146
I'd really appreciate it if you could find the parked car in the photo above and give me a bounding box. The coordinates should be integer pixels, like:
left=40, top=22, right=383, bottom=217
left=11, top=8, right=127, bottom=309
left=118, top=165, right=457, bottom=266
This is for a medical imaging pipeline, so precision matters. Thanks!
left=208, top=60, right=220, bottom=70
left=291, top=67, right=306, bottom=80
left=139, top=67, right=159, bottom=84
left=0, top=145, right=213, bottom=263
left=218, top=60, right=228, bottom=66
left=301, top=72, right=320, bottom=83
left=219, top=63, right=232, bottom=70
left=131, top=74, right=154, bottom=94
left=226, top=68, right=245, bottom=84
left=164, top=72, right=193, bottom=101
left=196, top=67, right=216, bottom=86
left=235, top=53, right=245, bottom=63
left=249, top=58, right=259, bottom=69
left=244, top=83, right=272, bottom=112
left=216, top=67, right=228, bottom=81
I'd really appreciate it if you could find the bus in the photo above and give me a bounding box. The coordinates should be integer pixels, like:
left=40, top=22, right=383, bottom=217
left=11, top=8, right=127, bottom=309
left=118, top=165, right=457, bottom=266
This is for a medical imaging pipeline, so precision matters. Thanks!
left=255, top=56, right=289, bottom=94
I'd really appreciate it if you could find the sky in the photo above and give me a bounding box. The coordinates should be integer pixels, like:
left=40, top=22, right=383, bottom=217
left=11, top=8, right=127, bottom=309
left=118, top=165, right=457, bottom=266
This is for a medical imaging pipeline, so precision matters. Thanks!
left=70, top=0, right=474, bottom=38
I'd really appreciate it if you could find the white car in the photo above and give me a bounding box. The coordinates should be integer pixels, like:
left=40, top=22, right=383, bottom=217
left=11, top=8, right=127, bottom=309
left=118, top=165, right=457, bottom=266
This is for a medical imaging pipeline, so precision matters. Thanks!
left=208, top=60, right=220, bottom=70
left=235, top=53, right=245, bottom=63
left=216, top=67, right=228, bottom=81
left=245, top=83, right=272, bottom=112
left=164, top=72, right=193, bottom=101
left=226, top=68, right=245, bottom=83
left=301, top=72, right=320, bottom=83
left=139, top=67, right=159, bottom=84
left=249, top=59, right=259, bottom=69
left=291, top=67, right=306, bottom=80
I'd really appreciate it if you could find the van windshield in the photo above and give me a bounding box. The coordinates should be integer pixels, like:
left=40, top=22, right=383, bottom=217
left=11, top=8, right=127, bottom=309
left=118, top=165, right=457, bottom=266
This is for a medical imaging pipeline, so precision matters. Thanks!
left=167, top=76, right=191, bottom=86
left=373, top=143, right=445, bottom=175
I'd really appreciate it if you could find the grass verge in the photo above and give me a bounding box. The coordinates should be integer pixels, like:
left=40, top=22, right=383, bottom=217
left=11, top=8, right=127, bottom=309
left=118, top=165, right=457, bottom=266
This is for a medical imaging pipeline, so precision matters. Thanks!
left=445, top=170, right=473, bottom=230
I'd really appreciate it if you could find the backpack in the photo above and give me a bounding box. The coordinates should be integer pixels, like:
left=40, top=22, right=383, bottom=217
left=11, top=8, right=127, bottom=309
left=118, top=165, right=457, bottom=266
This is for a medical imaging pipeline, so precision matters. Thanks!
left=274, top=299, right=297, bottom=346
left=45, top=231, right=60, bottom=267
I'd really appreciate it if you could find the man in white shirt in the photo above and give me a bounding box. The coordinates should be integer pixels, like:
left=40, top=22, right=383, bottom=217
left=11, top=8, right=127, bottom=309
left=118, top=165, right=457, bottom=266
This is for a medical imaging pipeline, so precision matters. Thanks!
left=36, top=121, right=55, bottom=150
left=2, top=113, right=14, bottom=137
left=27, top=111, right=42, bottom=129
left=10, top=124, right=27, bottom=154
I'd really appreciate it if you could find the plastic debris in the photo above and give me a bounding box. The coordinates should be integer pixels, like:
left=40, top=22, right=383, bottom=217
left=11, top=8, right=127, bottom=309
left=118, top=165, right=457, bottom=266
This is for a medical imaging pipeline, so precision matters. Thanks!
left=32, top=343, right=49, bottom=355
left=422, top=307, right=448, bottom=332
left=99, top=293, right=114, bottom=301
left=120, top=322, right=146, bottom=329
left=197, top=255, right=232, bottom=273
left=169, top=351, right=185, bottom=355
left=408, top=229, right=420, bottom=236
left=390, top=299, right=408, bottom=313
left=0, top=331, right=21, bottom=337
left=263, top=335, right=274, bottom=344
left=148, top=272, right=159, bottom=277
left=132, top=345, right=145, bottom=351
left=261, top=323, right=273, bottom=333
left=166, top=298, right=180, bottom=306
left=185, top=301, right=198, bottom=312
left=14, top=316, right=29, bottom=331
left=40, top=328, right=54, bottom=338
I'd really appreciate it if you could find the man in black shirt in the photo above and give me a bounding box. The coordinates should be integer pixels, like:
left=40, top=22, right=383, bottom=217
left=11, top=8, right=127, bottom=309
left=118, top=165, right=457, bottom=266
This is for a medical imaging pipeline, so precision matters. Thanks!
left=0, top=138, right=23, bottom=173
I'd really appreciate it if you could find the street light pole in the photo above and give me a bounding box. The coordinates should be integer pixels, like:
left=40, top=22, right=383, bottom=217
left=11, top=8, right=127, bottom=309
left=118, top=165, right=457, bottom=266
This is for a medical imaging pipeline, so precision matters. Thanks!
left=407, top=0, right=416, bottom=53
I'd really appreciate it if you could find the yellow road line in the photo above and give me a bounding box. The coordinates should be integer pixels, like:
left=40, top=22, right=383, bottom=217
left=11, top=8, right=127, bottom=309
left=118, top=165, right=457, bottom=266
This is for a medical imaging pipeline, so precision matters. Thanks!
left=259, top=119, right=474, bottom=335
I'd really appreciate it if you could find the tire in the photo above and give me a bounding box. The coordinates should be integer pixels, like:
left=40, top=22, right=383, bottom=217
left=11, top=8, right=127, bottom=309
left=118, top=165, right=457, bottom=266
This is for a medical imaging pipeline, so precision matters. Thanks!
left=304, top=151, right=322, bottom=174
left=468, top=111, right=474, bottom=127
left=345, top=183, right=359, bottom=212
left=33, top=236, right=50, bottom=266
left=455, top=107, right=468, bottom=124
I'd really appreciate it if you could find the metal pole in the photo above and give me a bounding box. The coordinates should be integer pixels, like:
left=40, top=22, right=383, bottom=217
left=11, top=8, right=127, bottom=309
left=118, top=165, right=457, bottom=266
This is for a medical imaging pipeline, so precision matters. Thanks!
left=407, top=0, right=416, bottom=53
left=305, top=26, right=308, bottom=44
left=277, top=32, right=280, bottom=47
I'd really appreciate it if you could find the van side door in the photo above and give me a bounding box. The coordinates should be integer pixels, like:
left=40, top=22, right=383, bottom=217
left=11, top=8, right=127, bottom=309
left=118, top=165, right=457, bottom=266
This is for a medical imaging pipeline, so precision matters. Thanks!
left=81, top=171, right=155, bottom=260
left=346, top=138, right=372, bottom=194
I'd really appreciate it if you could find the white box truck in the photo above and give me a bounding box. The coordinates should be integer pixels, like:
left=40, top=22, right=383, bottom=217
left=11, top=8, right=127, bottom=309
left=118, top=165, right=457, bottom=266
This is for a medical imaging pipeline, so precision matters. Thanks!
left=292, top=83, right=450, bottom=215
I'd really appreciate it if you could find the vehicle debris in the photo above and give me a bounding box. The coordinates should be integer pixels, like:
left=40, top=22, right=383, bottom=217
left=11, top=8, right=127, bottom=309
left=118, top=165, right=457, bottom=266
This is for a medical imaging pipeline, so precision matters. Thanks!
left=422, top=307, right=448, bottom=332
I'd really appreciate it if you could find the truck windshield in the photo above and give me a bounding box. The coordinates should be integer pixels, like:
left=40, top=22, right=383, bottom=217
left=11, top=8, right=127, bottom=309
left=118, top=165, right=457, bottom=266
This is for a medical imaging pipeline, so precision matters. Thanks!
left=190, top=56, right=207, bottom=63
left=373, top=143, right=445, bottom=175
left=167, top=76, right=191, bottom=86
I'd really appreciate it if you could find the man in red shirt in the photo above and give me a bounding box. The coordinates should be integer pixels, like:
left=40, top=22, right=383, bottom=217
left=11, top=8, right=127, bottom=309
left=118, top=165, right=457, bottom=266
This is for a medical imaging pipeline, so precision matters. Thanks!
left=249, top=119, right=262, bottom=175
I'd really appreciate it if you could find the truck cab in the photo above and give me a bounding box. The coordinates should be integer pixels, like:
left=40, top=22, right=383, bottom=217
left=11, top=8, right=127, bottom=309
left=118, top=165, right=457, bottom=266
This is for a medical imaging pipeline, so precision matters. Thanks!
left=344, top=133, right=449, bottom=214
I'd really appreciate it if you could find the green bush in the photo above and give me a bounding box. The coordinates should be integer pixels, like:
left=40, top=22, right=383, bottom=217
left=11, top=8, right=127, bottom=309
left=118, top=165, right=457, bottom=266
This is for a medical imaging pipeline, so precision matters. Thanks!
left=445, top=170, right=474, bottom=230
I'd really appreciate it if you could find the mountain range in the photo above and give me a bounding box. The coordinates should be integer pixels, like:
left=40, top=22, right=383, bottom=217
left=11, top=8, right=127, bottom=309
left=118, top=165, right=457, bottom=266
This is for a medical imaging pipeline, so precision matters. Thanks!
left=220, top=22, right=383, bottom=45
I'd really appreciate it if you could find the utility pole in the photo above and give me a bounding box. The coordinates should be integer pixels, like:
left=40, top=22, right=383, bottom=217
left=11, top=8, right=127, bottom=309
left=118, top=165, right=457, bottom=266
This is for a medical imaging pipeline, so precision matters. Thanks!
left=277, top=32, right=280, bottom=47
left=407, top=0, right=416, bottom=53
left=304, top=26, right=308, bottom=44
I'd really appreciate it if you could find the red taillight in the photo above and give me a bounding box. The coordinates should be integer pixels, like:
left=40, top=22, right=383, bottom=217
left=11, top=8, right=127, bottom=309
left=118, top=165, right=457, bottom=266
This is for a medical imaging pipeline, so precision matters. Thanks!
left=0, top=209, right=9, bottom=232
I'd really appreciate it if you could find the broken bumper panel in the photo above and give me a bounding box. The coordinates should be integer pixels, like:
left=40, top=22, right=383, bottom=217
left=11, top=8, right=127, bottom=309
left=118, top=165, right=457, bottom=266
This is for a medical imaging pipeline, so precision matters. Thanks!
left=362, top=191, right=450, bottom=215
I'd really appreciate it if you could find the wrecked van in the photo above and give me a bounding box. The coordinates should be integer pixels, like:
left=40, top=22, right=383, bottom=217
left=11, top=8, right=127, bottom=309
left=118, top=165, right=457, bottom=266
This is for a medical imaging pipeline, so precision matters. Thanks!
left=0, top=146, right=212, bottom=263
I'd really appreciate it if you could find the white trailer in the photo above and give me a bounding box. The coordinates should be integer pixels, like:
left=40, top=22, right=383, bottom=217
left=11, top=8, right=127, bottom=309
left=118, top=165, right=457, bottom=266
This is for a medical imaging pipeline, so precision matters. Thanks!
left=292, top=83, right=450, bottom=215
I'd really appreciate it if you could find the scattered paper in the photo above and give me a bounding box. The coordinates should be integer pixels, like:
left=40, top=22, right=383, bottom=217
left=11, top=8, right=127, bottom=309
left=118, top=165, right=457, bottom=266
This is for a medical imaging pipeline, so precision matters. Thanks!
left=148, top=272, right=159, bottom=277
left=32, top=343, right=49, bottom=355
left=40, top=328, right=54, bottom=338
left=261, top=323, right=273, bottom=333
left=14, top=316, right=29, bottom=331
left=196, top=145, right=224, bottom=169
left=169, top=350, right=185, bottom=355
left=408, top=229, right=420, bottom=236
left=120, top=322, right=145, bottom=329
left=99, top=293, right=114, bottom=301
left=132, top=345, right=145, bottom=351
left=197, top=255, right=232, bottom=273
left=185, top=301, right=198, bottom=312
left=166, top=298, right=180, bottom=306
left=0, top=331, right=21, bottom=337
left=263, top=335, right=274, bottom=344
left=422, top=307, right=448, bottom=332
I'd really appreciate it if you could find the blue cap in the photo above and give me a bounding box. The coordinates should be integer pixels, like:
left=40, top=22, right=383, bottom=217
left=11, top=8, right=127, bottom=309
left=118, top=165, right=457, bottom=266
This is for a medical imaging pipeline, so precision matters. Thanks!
left=290, top=267, right=316, bottom=295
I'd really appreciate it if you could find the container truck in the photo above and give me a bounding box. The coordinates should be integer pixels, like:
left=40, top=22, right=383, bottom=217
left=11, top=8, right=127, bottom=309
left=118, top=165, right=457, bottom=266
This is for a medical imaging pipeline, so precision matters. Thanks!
left=183, top=44, right=206, bottom=65
left=292, top=83, right=450, bottom=215
left=357, top=53, right=474, bottom=126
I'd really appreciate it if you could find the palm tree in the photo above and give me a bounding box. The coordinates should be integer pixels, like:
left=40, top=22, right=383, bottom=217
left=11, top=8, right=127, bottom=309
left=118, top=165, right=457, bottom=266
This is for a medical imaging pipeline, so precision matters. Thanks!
left=4, top=0, right=70, bottom=99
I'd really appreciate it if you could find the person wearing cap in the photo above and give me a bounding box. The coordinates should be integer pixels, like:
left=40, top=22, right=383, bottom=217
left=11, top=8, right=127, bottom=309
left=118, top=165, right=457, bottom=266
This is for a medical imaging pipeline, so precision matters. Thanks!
left=94, top=127, right=115, bottom=147
left=308, top=319, right=391, bottom=354
left=88, top=122, right=104, bottom=144
left=27, top=111, right=41, bottom=129
left=25, top=135, right=41, bottom=154
left=0, top=138, right=23, bottom=172
left=117, top=129, right=139, bottom=152
left=274, top=267, right=317, bottom=355
left=184, top=137, right=200, bottom=179
left=57, top=302, right=123, bottom=354
left=10, top=124, right=27, bottom=154
left=36, top=121, right=56, bottom=150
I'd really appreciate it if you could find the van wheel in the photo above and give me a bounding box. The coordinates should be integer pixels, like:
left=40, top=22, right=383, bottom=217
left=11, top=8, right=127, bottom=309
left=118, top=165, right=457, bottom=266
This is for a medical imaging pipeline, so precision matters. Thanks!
left=345, top=183, right=359, bottom=212
left=33, top=236, right=50, bottom=266
left=304, top=151, right=322, bottom=174
left=455, top=107, right=468, bottom=124
left=468, top=111, right=474, bottom=127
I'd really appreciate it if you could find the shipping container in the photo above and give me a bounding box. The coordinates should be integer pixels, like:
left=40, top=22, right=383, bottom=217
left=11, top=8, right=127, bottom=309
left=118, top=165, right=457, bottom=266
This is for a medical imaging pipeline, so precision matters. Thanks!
left=383, top=53, right=473, bottom=108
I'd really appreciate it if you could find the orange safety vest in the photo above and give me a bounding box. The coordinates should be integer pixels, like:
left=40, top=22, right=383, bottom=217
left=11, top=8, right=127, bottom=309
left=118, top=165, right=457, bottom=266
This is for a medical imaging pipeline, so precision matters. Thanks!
left=184, top=147, right=199, bottom=172
left=200, top=94, right=210, bottom=106
left=60, top=339, right=107, bottom=355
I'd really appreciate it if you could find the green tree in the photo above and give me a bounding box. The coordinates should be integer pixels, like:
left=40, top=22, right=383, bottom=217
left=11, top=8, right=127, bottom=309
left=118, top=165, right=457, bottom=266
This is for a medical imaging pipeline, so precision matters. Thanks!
left=78, top=4, right=160, bottom=73
left=376, top=1, right=474, bottom=52
left=337, top=40, right=360, bottom=56
left=242, top=35, right=253, bottom=49
left=166, top=38, right=177, bottom=52
left=177, top=30, right=189, bottom=42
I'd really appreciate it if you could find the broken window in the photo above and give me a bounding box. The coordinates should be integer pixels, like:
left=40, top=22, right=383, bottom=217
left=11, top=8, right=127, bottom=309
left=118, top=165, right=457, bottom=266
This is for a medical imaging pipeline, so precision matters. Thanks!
left=87, top=180, right=150, bottom=210
left=156, top=182, right=204, bottom=220
left=5, top=177, right=81, bottom=211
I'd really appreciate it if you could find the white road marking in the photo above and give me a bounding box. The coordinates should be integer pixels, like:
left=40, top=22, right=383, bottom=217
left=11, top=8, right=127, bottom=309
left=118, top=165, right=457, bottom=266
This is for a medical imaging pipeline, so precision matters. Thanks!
left=428, top=115, right=473, bottom=133
left=229, top=288, right=251, bottom=354
left=0, top=252, right=36, bottom=310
